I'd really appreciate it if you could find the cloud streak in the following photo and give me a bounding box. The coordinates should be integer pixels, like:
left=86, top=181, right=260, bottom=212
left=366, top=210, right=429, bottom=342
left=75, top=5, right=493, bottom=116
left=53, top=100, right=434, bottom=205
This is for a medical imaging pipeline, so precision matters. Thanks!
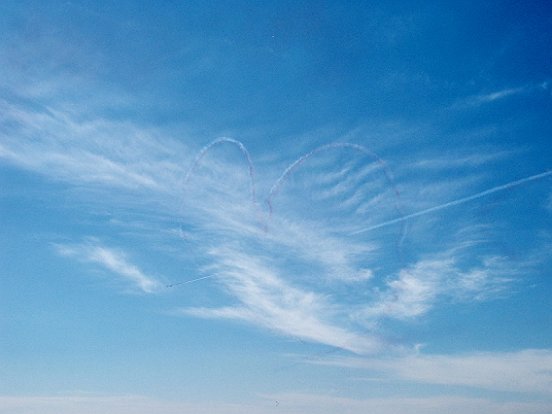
left=0, top=98, right=185, bottom=193
left=1, top=392, right=550, bottom=414
left=55, top=241, right=162, bottom=293
left=180, top=246, right=383, bottom=354
left=311, top=348, right=552, bottom=394
left=357, top=254, right=517, bottom=321
left=456, top=81, right=551, bottom=108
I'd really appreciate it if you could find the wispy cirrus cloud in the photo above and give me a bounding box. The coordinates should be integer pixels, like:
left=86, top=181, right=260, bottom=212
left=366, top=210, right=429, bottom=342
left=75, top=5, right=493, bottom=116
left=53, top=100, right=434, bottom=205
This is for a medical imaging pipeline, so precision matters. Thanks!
left=411, top=150, right=514, bottom=170
left=1, top=87, right=547, bottom=354
left=55, top=240, right=162, bottom=293
left=310, top=348, right=552, bottom=395
left=476, top=86, right=529, bottom=103
left=0, top=98, right=185, bottom=192
left=180, top=246, right=383, bottom=354
left=455, top=80, right=551, bottom=108
left=358, top=253, right=517, bottom=321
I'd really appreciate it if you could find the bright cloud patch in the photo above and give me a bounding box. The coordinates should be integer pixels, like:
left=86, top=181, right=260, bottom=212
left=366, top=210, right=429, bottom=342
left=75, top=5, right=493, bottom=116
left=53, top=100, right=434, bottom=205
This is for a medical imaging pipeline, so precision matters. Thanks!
left=55, top=241, right=161, bottom=293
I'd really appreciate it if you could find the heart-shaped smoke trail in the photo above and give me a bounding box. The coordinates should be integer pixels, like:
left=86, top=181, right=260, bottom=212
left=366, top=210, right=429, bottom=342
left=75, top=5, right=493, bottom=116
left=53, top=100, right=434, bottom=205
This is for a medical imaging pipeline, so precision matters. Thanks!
left=170, top=139, right=406, bottom=289
left=181, top=139, right=406, bottom=240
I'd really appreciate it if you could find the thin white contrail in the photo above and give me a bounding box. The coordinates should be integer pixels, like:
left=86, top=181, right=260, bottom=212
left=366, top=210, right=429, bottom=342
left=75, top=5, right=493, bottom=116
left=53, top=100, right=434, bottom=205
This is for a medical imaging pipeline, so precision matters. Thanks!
left=166, top=274, right=216, bottom=288
left=351, top=170, right=552, bottom=235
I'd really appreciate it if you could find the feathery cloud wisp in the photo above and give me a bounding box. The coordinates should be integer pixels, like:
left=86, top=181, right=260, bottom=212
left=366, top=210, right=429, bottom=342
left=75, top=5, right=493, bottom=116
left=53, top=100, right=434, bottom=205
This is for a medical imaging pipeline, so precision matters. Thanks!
left=180, top=247, right=383, bottom=354
left=358, top=254, right=516, bottom=321
left=2, top=91, right=547, bottom=353
left=55, top=241, right=162, bottom=293
left=311, top=348, right=552, bottom=394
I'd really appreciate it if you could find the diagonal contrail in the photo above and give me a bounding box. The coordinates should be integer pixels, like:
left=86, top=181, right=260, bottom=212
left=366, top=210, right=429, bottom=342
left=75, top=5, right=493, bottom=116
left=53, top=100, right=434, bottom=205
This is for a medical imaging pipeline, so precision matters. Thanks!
left=166, top=274, right=216, bottom=288
left=350, top=170, right=552, bottom=236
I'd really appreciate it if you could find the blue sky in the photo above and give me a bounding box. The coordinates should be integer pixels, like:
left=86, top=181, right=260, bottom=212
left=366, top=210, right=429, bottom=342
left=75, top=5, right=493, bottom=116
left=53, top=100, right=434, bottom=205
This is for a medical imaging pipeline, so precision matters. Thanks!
left=1, top=1, right=551, bottom=413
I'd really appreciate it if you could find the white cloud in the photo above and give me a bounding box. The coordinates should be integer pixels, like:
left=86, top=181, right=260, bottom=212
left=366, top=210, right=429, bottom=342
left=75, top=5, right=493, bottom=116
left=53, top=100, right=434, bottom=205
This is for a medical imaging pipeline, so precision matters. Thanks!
left=358, top=254, right=516, bottom=321
left=455, top=81, right=550, bottom=108
left=0, top=99, right=185, bottom=192
left=180, top=247, right=383, bottom=354
left=265, top=393, right=552, bottom=414
left=1, top=392, right=550, bottom=414
left=0, top=394, right=272, bottom=414
left=55, top=241, right=161, bottom=293
left=476, top=87, right=528, bottom=103
left=312, top=349, right=552, bottom=395
left=367, top=258, right=451, bottom=319
left=411, top=150, right=514, bottom=170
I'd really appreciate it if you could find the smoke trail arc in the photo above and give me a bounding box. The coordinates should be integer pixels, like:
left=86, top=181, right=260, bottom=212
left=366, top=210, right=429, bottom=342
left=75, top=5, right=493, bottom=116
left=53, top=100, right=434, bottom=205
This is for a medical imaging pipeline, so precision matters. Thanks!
left=183, top=137, right=257, bottom=204
left=265, top=142, right=406, bottom=239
